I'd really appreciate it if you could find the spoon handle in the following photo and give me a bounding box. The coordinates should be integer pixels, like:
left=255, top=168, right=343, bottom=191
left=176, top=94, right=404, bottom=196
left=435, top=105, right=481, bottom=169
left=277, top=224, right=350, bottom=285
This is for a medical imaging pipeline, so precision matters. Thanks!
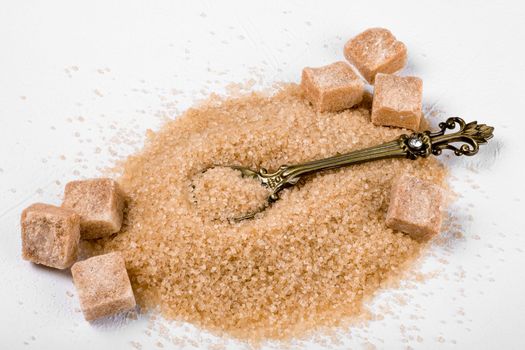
left=258, top=117, right=494, bottom=200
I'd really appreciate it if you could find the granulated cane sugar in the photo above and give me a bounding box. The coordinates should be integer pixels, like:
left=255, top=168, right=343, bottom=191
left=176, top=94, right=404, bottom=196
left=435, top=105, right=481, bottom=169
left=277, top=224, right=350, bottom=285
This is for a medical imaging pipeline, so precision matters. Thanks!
left=84, top=84, right=447, bottom=341
left=190, top=166, right=270, bottom=221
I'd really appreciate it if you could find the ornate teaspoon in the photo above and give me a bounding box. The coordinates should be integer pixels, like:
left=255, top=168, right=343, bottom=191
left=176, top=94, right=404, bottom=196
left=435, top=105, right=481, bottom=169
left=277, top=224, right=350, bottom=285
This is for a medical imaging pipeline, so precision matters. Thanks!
left=207, top=117, right=494, bottom=221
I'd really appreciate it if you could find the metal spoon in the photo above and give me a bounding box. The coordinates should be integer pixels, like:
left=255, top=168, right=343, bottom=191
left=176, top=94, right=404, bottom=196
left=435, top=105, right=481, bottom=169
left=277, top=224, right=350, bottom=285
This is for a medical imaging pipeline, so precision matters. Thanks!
left=209, top=117, right=494, bottom=221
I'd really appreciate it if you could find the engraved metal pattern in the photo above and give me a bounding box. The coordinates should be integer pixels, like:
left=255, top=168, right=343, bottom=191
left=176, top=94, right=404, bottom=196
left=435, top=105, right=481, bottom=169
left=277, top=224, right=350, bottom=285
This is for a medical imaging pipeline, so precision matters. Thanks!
left=426, top=117, right=494, bottom=156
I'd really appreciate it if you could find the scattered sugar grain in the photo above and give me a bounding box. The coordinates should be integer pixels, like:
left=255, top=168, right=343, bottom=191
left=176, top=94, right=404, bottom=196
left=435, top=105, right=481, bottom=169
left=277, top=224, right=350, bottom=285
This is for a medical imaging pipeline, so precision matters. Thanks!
left=86, top=84, right=447, bottom=341
left=130, top=341, right=142, bottom=349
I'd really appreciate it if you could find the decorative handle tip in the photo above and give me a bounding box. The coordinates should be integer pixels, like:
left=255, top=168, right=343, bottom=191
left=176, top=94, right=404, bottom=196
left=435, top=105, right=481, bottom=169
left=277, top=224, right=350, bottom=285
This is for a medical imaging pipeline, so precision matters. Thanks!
left=402, top=117, right=494, bottom=158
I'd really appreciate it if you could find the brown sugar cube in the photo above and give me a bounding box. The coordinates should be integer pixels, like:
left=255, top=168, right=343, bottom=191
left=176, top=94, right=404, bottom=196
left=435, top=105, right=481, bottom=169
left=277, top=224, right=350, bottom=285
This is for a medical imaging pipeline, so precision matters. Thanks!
left=62, top=178, right=125, bottom=239
left=371, top=73, right=423, bottom=130
left=71, top=252, right=136, bottom=321
left=21, top=203, right=80, bottom=269
left=344, top=28, right=407, bottom=83
left=301, top=61, right=364, bottom=112
left=386, top=174, right=443, bottom=240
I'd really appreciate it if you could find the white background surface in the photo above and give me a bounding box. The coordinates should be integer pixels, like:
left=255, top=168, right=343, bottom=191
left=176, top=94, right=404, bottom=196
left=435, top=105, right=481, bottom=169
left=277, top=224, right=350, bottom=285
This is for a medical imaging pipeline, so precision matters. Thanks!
left=1, top=1, right=524, bottom=349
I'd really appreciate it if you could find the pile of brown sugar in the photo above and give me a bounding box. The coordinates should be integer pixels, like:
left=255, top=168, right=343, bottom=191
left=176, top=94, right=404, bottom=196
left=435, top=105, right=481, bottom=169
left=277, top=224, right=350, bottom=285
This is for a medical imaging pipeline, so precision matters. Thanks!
left=84, top=84, right=447, bottom=341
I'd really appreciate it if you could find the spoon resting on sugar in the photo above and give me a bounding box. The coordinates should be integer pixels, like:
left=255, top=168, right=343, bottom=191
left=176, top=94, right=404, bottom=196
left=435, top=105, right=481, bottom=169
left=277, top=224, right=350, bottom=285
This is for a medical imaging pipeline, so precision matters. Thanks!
left=193, top=117, right=493, bottom=221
